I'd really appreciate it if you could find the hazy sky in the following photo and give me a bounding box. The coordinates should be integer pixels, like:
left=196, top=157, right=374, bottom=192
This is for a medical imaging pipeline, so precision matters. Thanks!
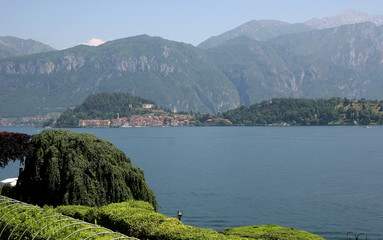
left=2, top=0, right=383, bottom=49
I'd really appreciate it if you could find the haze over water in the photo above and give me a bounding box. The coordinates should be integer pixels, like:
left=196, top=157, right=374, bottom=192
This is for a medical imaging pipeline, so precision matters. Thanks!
left=1, top=126, right=382, bottom=240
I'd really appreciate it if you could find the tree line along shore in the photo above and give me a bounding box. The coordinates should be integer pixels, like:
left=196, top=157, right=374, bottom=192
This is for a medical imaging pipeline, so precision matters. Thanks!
left=54, top=93, right=383, bottom=127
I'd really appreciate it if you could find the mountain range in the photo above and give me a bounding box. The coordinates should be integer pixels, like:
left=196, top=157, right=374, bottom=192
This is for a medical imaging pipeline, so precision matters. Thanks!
left=1, top=10, right=383, bottom=118
left=304, top=9, right=383, bottom=29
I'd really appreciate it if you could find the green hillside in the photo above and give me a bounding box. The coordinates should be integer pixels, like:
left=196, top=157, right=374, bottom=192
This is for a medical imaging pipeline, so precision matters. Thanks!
left=220, top=98, right=383, bottom=126
left=56, top=92, right=160, bottom=127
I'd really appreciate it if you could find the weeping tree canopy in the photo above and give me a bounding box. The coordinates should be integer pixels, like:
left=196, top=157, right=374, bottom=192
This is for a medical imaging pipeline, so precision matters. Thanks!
left=0, top=131, right=33, bottom=168
left=13, top=130, right=157, bottom=210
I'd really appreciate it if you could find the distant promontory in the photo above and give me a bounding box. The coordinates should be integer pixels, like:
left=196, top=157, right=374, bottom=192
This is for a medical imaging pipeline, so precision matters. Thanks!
left=53, top=93, right=383, bottom=127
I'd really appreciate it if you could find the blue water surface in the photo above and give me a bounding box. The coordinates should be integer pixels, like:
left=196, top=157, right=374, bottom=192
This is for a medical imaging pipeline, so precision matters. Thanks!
left=1, top=126, right=382, bottom=240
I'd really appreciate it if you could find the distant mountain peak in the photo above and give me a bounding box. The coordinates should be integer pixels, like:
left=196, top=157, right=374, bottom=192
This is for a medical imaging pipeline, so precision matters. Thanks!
left=198, top=19, right=313, bottom=49
left=304, top=10, right=383, bottom=29
left=0, top=36, right=56, bottom=59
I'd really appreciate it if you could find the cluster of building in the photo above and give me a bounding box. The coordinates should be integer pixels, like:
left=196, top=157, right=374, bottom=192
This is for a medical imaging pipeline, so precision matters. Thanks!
left=79, top=114, right=194, bottom=128
left=78, top=119, right=112, bottom=128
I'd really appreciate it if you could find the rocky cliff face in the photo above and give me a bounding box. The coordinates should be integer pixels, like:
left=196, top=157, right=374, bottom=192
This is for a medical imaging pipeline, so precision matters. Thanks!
left=0, top=54, right=178, bottom=75
left=0, top=55, right=85, bottom=74
left=271, top=22, right=383, bottom=67
left=207, top=23, right=383, bottom=104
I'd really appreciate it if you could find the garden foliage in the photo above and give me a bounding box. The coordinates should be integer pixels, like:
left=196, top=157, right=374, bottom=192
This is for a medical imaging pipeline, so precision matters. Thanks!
left=56, top=200, right=324, bottom=240
left=0, top=195, right=137, bottom=240
left=57, top=200, right=246, bottom=240
left=12, top=130, right=157, bottom=209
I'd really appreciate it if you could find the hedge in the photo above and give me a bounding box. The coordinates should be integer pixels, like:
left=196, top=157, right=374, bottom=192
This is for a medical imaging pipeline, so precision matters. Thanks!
left=56, top=200, right=324, bottom=240
left=56, top=200, right=247, bottom=240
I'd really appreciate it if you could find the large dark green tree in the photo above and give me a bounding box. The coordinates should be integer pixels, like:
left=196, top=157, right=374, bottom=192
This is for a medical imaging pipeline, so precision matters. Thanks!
left=0, top=132, right=33, bottom=168
left=13, top=130, right=157, bottom=210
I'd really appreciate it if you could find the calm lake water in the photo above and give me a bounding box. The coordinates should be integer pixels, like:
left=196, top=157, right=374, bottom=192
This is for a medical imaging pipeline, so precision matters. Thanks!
left=1, top=126, right=382, bottom=240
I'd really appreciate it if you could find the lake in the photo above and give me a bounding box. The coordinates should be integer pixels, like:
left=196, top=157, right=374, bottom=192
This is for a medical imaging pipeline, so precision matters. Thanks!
left=1, top=126, right=382, bottom=240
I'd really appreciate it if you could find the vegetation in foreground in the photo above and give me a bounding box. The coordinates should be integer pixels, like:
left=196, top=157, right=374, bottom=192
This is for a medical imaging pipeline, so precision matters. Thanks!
left=0, top=195, right=132, bottom=240
left=2, top=130, right=157, bottom=209
left=0, top=194, right=324, bottom=240
left=0, top=129, right=325, bottom=239
left=56, top=199, right=325, bottom=240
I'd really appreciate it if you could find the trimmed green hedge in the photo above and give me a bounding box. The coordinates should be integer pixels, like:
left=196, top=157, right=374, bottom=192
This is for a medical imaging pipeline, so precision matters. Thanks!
left=56, top=200, right=325, bottom=240
left=56, top=200, right=247, bottom=240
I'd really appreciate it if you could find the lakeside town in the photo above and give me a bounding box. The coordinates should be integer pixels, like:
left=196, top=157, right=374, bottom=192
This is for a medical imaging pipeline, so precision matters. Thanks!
left=0, top=103, right=232, bottom=127
left=78, top=114, right=232, bottom=128
left=79, top=114, right=193, bottom=127
left=0, top=115, right=232, bottom=128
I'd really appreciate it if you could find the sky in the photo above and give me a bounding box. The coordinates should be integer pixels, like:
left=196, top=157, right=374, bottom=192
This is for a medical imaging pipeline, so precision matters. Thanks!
left=2, top=0, right=383, bottom=50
